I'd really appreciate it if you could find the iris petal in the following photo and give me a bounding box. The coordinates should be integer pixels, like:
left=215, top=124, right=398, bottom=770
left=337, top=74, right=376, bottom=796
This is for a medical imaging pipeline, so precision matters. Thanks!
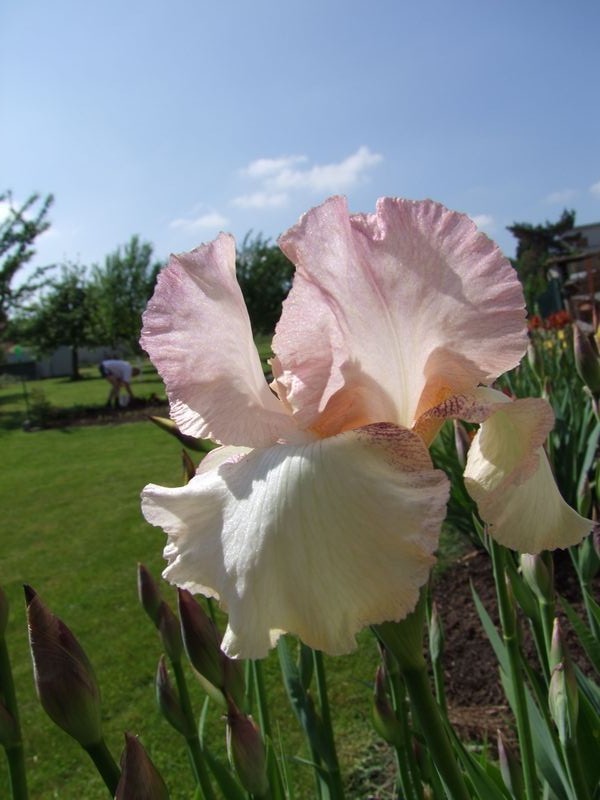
left=274, top=196, right=527, bottom=433
left=141, top=234, right=299, bottom=447
left=142, top=424, right=449, bottom=658
left=463, top=390, right=592, bottom=551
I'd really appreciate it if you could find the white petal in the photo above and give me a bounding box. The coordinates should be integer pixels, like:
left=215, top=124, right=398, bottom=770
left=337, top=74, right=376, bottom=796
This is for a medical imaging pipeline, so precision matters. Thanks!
left=142, top=424, right=449, bottom=658
left=464, top=394, right=592, bottom=552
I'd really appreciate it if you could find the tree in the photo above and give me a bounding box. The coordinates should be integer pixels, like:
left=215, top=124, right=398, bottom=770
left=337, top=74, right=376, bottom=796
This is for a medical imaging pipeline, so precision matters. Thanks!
left=88, top=236, right=161, bottom=352
left=0, top=190, right=54, bottom=336
left=507, top=209, right=576, bottom=313
left=20, top=266, right=92, bottom=380
left=235, top=233, right=294, bottom=334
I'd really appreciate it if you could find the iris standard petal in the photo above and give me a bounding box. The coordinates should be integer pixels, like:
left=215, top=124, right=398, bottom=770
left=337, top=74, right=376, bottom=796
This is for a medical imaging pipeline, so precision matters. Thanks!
left=463, top=391, right=592, bottom=552
left=141, top=423, right=450, bottom=659
left=140, top=234, right=299, bottom=447
left=274, top=196, right=527, bottom=434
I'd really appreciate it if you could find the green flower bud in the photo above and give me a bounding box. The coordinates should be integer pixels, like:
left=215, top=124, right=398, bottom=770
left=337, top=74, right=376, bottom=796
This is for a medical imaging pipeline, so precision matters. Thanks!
left=25, top=585, right=102, bottom=747
left=226, top=702, right=269, bottom=798
left=548, top=619, right=578, bottom=746
left=428, top=602, right=444, bottom=664
left=115, top=733, right=170, bottom=800
left=577, top=533, right=600, bottom=583
left=520, top=553, right=554, bottom=604
left=573, top=324, right=600, bottom=396
left=497, top=729, right=524, bottom=799
left=148, top=415, right=210, bottom=452
left=372, top=666, right=403, bottom=747
left=155, top=656, right=192, bottom=737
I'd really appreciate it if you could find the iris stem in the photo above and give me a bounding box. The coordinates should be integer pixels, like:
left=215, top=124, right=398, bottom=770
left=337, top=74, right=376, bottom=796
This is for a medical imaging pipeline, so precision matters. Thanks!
left=374, top=596, right=471, bottom=800
left=83, top=738, right=120, bottom=796
left=171, top=659, right=216, bottom=800
left=490, top=540, right=539, bottom=800
left=386, top=667, right=423, bottom=800
left=313, top=649, right=345, bottom=800
left=0, top=636, right=28, bottom=800
left=251, top=660, right=272, bottom=739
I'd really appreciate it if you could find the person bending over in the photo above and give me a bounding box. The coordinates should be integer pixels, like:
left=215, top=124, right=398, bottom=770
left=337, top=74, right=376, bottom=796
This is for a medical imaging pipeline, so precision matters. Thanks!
left=99, top=359, right=140, bottom=407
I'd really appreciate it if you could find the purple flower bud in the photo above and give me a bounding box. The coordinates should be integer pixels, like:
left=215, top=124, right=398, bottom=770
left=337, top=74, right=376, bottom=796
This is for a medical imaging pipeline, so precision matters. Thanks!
left=157, top=601, right=183, bottom=663
left=155, top=656, right=192, bottom=737
left=226, top=702, right=268, bottom=798
left=178, top=590, right=225, bottom=691
left=137, top=564, right=163, bottom=627
left=25, top=585, right=102, bottom=747
left=115, top=733, right=169, bottom=800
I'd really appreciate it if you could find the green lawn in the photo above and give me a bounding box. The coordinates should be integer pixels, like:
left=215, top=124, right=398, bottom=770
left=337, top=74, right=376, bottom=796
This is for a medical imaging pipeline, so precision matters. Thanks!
left=0, top=363, right=166, bottom=431
left=0, top=414, right=381, bottom=798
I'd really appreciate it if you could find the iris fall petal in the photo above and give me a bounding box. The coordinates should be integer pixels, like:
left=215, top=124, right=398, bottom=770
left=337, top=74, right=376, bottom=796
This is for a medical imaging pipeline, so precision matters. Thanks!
left=142, top=424, right=449, bottom=658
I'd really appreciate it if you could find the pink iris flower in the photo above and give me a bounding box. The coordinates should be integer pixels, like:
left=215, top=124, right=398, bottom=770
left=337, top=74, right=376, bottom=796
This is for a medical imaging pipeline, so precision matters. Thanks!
left=141, top=196, right=591, bottom=659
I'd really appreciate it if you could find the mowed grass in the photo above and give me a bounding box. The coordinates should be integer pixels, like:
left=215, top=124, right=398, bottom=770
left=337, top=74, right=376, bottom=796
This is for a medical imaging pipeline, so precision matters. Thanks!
left=0, top=376, right=381, bottom=798
left=0, top=363, right=166, bottom=430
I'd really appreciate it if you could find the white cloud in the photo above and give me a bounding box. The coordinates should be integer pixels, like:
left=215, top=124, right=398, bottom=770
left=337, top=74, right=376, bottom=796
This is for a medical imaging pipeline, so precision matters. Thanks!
left=169, top=211, right=229, bottom=232
left=232, top=191, right=289, bottom=209
left=470, top=213, right=494, bottom=230
left=590, top=181, right=600, bottom=197
left=237, top=146, right=383, bottom=204
left=242, top=155, right=308, bottom=179
left=545, top=188, right=578, bottom=204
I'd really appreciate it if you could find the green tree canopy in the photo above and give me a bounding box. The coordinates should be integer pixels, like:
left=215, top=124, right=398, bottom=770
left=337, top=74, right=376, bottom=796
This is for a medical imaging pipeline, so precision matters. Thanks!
left=507, top=209, right=576, bottom=312
left=88, top=235, right=161, bottom=352
left=19, top=265, right=92, bottom=380
left=235, top=233, right=294, bottom=334
left=0, top=190, right=54, bottom=335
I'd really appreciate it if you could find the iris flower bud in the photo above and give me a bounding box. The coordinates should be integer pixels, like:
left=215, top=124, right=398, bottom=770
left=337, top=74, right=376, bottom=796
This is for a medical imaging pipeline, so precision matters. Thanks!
left=178, top=589, right=225, bottom=691
left=520, top=553, right=554, bottom=604
left=548, top=619, right=578, bottom=745
left=137, top=564, right=163, bottom=627
left=25, top=585, right=102, bottom=747
left=372, top=665, right=403, bottom=747
left=497, top=729, right=523, bottom=798
left=148, top=415, right=210, bottom=452
left=155, top=656, right=192, bottom=737
left=573, top=323, right=600, bottom=396
left=226, top=702, right=269, bottom=798
left=115, top=733, right=169, bottom=800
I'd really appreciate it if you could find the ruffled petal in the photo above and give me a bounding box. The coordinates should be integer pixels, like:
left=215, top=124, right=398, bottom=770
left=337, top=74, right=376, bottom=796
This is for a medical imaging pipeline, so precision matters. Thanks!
left=274, top=196, right=527, bottom=434
left=141, top=234, right=300, bottom=447
left=142, top=423, right=450, bottom=658
left=463, top=390, right=592, bottom=552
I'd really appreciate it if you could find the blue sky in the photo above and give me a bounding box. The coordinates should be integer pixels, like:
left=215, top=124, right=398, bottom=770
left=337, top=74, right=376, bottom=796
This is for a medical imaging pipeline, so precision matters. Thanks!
left=2, top=0, right=599, bottom=279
